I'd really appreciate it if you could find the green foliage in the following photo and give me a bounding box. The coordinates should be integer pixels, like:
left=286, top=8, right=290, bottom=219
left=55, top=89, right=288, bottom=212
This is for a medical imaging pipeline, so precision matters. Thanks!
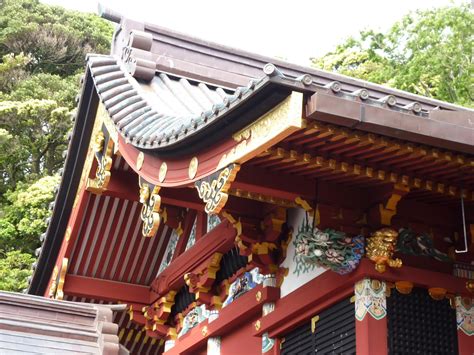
left=312, top=4, right=473, bottom=106
left=0, top=99, right=71, bottom=188
left=0, top=0, right=114, bottom=76
left=0, top=175, right=60, bottom=255
left=0, top=0, right=113, bottom=292
left=0, top=250, right=35, bottom=292
left=0, top=53, right=30, bottom=92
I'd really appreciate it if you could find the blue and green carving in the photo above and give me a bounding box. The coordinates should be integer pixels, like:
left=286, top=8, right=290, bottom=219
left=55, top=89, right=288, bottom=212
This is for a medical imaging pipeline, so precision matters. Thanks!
left=293, top=220, right=364, bottom=276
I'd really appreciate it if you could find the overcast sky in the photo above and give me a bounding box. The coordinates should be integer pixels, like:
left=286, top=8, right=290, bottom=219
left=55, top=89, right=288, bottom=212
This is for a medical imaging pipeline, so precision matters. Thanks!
left=42, top=0, right=464, bottom=66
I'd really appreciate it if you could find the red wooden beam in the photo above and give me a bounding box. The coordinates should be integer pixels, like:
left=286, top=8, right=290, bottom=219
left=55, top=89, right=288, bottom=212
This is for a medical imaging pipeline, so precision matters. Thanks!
left=255, top=259, right=471, bottom=338
left=63, top=274, right=150, bottom=305
left=233, top=166, right=316, bottom=201
left=165, top=285, right=279, bottom=355
left=151, top=220, right=237, bottom=299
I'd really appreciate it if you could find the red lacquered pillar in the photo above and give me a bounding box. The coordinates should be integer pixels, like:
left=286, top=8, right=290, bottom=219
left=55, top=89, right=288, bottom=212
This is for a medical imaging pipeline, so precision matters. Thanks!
left=456, top=296, right=474, bottom=355
left=355, top=278, right=388, bottom=355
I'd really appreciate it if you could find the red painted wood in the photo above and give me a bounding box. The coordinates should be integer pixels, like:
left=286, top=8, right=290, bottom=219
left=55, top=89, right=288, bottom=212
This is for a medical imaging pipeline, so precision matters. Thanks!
left=63, top=274, right=149, bottom=304
left=256, top=259, right=471, bottom=338
left=43, top=187, right=91, bottom=297
left=151, top=220, right=237, bottom=299
left=356, top=312, right=388, bottom=355
left=117, top=134, right=236, bottom=187
left=165, top=286, right=279, bottom=355
left=458, top=331, right=474, bottom=355
left=195, top=212, right=207, bottom=241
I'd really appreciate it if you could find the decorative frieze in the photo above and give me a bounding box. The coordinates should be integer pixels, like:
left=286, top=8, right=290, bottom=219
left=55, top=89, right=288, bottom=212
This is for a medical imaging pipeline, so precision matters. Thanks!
left=178, top=304, right=210, bottom=338
left=223, top=268, right=263, bottom=307
left=355, top=278, right=387, bottom=321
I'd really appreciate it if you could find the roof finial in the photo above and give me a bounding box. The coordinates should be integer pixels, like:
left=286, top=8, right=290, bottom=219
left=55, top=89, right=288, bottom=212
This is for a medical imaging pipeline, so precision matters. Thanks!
left=98, top=3, right=122, bottom=23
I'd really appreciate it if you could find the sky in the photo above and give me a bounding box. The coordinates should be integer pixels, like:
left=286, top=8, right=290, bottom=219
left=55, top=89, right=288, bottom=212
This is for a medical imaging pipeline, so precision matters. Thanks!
left=42, top=0, right=464, bottom=66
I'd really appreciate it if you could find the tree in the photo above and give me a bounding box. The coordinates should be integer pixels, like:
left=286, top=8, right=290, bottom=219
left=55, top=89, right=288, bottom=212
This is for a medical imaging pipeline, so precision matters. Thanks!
left=0, top=175, right=60, bottom=255
left=0, top=0, right=113, bottom=76
left=0, top=250, right=35, bottom=292
left=0, top=0, right=113, bottom=292
left=312, top=4, right=473, bottom=106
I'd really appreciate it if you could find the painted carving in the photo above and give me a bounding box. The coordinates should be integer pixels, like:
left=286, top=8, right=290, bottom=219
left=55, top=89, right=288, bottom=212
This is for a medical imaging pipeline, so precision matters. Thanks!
left=139, top=178, right=161, bottom=237
left=355, top=278, right=387, bottom=321
left=397, top=228, right=450, bottom=262
left=366, top=228, right=402, bottom=273
left=178, top=304, right=210, bottom=338
left=293, top=220, right=364, bottom=276
left=223, top=268, right=264, bottom=307
left=195, top=163, right=240, bottom=214
left=207, top=214, right=221, bottom=232
left=86, top=130, right=114, bottom=194
left=158, top=229, right=180, bottom=274
left=455, top=297, right=474, bottom=336
left=262, top=333, right=275, bottom=353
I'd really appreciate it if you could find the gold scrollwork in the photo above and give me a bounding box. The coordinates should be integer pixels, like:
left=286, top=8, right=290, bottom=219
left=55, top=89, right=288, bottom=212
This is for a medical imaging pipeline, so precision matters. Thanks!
left=139, top=178, right=161, bottom=237
left=218, top=91, right=303, bottom=169
left=195, top=164, right=240, bottom=214
left=49, top=258, right=68, bottom=300
left=86, top=129, right=114, bottom=194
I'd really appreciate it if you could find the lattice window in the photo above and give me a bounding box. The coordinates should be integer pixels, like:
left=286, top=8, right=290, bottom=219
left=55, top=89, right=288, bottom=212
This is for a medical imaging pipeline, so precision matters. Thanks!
left=281, top=297, right=355, bottom=354
left=387, top=287, right=458, bottom=354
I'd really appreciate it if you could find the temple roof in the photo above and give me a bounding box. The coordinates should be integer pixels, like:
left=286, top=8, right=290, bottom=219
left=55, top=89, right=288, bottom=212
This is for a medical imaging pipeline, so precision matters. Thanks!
left=29, top=9, right=474, bottom=301
left=0, top=291, right=123, bottom=354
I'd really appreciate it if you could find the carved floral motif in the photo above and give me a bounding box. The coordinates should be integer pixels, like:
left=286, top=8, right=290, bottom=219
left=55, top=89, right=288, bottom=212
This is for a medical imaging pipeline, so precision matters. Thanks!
left=366, top=228, right=402, bottom=273
left=355, top=278, right=387, bottom=321
left=195, top=164, right=240, bottom=214
left=293, top=220, right=364, bottom=276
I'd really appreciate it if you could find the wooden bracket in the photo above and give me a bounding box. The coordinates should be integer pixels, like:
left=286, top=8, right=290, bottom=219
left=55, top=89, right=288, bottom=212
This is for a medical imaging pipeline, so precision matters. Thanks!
left=184, top=252, right=223, bottom=305
left=368, top=182, right=410, bottom=227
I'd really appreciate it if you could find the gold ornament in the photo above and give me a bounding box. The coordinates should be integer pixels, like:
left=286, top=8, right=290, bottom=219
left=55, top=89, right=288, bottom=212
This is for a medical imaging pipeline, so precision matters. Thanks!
left=195, top=164, right=240, bottom=214
left=159, top=162, right=167, bottom=182
left=188, top=157, right=198, bottom=180
left=139, top=179, right=161, bottom=237
left=365, top=228, right=402, bottom=273
left=86, top=129, right=114, bottom=194
left=136, top=152, right=144, bottom=170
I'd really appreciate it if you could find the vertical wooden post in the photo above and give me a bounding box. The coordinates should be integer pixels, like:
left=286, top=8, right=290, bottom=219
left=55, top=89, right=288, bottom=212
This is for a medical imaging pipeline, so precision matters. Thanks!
left=262, top=275, right=278, bottom=355
left=355, top=278, right=388, bottom=355
left=455, top=296, right=474, bottom=355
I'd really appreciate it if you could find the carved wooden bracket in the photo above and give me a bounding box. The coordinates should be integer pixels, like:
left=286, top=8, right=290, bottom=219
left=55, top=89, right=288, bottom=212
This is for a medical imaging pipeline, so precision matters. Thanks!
left=195, top=163, right=240, bottom=214
left=368, top=181, right=410, bottom=227
left=86, top=130, right=114, bottom=194
left=184, top=252, right=223, bottom=305
left=139, top=178, right=162, bottom=237
left=142, top=290, right=177, bottom=337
